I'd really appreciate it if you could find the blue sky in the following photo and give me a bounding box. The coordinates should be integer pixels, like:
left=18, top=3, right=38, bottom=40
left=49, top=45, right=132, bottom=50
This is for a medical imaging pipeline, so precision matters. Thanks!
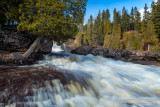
left=84, top=0, right=155, bottom=23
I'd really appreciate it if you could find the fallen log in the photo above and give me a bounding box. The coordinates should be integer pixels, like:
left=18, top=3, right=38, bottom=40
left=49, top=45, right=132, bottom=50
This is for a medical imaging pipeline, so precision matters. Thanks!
left=22, top=36, right=42, bottom=59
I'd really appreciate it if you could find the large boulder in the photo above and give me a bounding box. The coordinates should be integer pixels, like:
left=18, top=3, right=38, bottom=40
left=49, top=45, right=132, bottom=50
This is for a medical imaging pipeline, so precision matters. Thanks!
left=39, top=37, right=53, bottom=53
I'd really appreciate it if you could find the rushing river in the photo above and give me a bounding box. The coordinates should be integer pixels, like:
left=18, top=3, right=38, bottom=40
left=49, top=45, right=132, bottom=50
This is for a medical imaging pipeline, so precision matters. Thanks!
left=3, top=44, right=160, bottom=107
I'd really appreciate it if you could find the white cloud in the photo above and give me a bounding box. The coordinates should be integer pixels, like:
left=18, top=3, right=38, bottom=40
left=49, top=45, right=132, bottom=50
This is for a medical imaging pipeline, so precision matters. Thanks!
left=139, top=8, right=144, bottom=19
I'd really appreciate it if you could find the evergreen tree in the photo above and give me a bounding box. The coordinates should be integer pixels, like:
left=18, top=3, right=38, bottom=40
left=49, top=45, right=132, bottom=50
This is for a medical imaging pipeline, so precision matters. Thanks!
left=124, top=31, right=143, bottom=50
left=103, top=19, right=112, bottom=48
left=122, top=6, right=126, bottom=15
left=102, top=10, right=106, bottom=23
left=103, top=10, right=112, bottom=48
left=141, top=19, right=146, bottom=36
left=130, top=7, right=134, bottom=30
left=18, top=0, right=88, bottom=44
left=121, top=7, right=130, bottom=32
left=133, top=7, right=138, bottom=16
left=88, top=15, right=93, bottom=46
left=143, top=3, right=149, bottom=26
left=82, top=2, right=159, bottom=51
left=92, top=19, right=99, bottom=46
left=144, top=20, right=159, bottom=51
left=152, top=0, right=160, bottom=38
left=113, top=8, right=121, bottom=25
left=105, top=9, right=110, bottom=20
left=77, top=32, right=83, bottom=47
left=103, top=34, right=112, bottom=48
left=96, top=10, right=103, bottom=46
left=134, top=11, right=141, bottom=32
left=83, top=24, right=88, bottom=45
left=0, top=0, right=23, bottom=24
left=102, top=10, right=106, bottom=42
left=104, top=19, right=112, bottom=35
left=112, top=24, right=122, bottom=49
left=112, top=9, right=122, bottom=49
left=97, top=10, right=102, bottom=25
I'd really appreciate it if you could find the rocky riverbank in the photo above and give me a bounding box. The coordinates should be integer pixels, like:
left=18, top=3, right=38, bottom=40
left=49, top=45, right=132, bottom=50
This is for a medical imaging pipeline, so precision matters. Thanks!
left=0, top=30, right=53, bottom=65
left=71, top=46, right=160, bottom=66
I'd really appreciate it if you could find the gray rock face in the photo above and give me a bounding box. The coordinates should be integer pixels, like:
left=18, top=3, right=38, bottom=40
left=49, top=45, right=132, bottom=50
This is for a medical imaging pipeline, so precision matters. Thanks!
left=0, top=30, right=53, bottom=62
left=71, top=46, right=160, bottom=62
left=0, top=30, right=53, bottom=53
left=39, top=37, right=53, bottom=53
left=0, top=30, right=36, bottom=52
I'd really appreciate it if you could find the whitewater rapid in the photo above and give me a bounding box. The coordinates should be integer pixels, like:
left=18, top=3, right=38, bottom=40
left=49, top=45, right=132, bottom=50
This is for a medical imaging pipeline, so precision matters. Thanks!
left=6, top=44, right=160, bottom=107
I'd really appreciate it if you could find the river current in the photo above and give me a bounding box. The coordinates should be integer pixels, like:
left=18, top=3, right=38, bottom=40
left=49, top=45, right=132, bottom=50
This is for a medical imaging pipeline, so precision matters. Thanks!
left=4, top=44, right=160, bottom=107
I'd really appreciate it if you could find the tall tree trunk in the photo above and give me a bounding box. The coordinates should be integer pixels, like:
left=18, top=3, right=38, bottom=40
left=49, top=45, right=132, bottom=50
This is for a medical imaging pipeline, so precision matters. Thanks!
left=23, top=36, right=42, bottom=59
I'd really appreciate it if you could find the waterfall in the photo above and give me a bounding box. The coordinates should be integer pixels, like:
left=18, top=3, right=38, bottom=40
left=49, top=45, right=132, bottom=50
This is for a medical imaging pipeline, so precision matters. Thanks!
left=52, top=43, right=63, bottom=52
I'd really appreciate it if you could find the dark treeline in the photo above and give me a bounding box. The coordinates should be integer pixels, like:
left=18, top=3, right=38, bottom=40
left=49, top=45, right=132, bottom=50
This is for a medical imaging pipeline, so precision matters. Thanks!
left=76, top=1, right=160, bottom=51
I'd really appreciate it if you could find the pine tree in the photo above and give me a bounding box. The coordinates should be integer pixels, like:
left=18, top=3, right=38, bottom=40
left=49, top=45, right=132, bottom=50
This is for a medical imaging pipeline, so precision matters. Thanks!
left=102, top=10, right=106, bottom=23
left=103, top=9, right=112, bottom=48
left=141, top=20, right=146, bottom=36
left=134, top=11, right=141, bottom=32
left=104, top=19, right=112, bottom=35
left=152, top=0, right=160, bottom=38
left=122, top=6, right=126, bottom=15
left=105, top=9, right=110, bottom=20
left=144, top=20, right=159, bottom=51
left=103, top=19, right=112, bottom=48
left=95, top=10, right=103, bottom=46
left=143, top=3, right=149, bottom=26
left=122, top=7, right=130, bottom=32
left=92, top=19, right=99, bottom=46
left=83, top=24, right=88, bottom=45
left=103, top=34, right=112, bottom=48
left=0, top=0, right=23, bottom=24
left=97, top=10, right=102, bottom=25
left=112, top=24, right=122, bottom=49
left=88, top=15, right=93, bottom=46
left=130, top=7, right=134, bottom=30
left=77, top=32, right=83, bottom=47
left=133, top=7, right=138, bottom=16
left=102, top=10, right=106, bottom=42
left=124, top=31, right=143, bottom=50
left=113, top=8, right=121, bottom=25
left=112, top=9, right=122, bottom=49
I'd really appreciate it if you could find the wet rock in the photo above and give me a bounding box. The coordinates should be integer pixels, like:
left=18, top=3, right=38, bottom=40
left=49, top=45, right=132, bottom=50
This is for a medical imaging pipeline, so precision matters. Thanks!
left=71, top=46, right=93, bottom=55
left=71, top=46, right=160, bottom=65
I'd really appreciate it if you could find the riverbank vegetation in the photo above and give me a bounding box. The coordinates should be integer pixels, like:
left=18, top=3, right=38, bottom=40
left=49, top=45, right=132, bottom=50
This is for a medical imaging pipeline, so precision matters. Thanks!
left=76, top=0, right=160, bottom=52
left=0, top=0, right=88, bottom=61
left=0, top=0, right=87, bottom=43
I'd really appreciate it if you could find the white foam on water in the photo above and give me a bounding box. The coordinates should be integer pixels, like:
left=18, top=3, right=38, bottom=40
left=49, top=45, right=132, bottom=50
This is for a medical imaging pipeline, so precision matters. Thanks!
left=6, top=43, right=160, bottom=107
